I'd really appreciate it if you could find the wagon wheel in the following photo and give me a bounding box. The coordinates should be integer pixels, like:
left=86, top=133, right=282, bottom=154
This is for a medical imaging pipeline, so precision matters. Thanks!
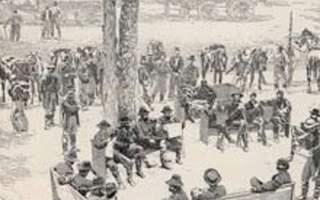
left=228, top=0, right=255, bottom=21
left=198, top=2, right=217, bottom=20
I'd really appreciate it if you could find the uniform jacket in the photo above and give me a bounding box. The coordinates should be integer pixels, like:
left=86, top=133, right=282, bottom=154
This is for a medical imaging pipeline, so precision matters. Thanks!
left=115, top=126, right=135, bottom=149
left=271, top=98, right=291, bottom=123
left=227, top=100, right=246, bottom=121
left=197, top=185, right=227, bottom=200
left=274, top=52, right=288, bottom=72
left=40, top=72, right=60, bottom=93
left=169, top=56, right=184, bottom=74
left=61, top=96, right=80, bottom=129
left=254, top=171, right=291, bottom=193
left=244, top=100, right=264, bottom=123
left=133, top=118, right=157, bottom=142
left=5, top=13, right=22, bottom=27
left=70, top=174, right=93, bottom=196
left=301, top=117, right=320, bottom=158
left=138, top=64, right=151, bottom=86
left=41, top=9, right=52, bottom=21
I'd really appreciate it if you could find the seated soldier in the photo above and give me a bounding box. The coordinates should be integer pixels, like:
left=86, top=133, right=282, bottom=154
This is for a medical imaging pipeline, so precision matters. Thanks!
left=192, top=168, right=226, bottom=200
left=226, top=92, right=249, bottom=152
left=86, top=177, right=106, bottom=200
left=158, top=106, right=183, bottom=165
left=70, top=161, right=94, bottom=196
left=133, top=106, right=172, bottom=170
left=250, top=158, right=291, bottom=193
left=53, top=150, right=78, bottom=185
left=204, top=98, right=235, bottom=152
left=245, top=92, right=267, bottom=146
left=194, top=80, right=217, bottom=102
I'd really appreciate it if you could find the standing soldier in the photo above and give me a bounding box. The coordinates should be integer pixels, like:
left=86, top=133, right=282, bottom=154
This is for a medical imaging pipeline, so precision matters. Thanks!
left=274, top=46, right=289, bottom=90
left=168, top=47, right=184, bottom=99
left=61, top=85, right=80, bottom=152
left=4, top=10, right=23, bottom=42
left=113, top=112, right=146, bottom=186
left=212, top=48, right=227, bottom=84
left=226, top=92, right=248, bottom=152
left=266, top=90, right=291, bottom=142
left=182, top=55, right=199, bottom=87
left=8, top=75, right=29, bottom=134
left=200, top=47, right=211, bottom=80
left=40, top=64, right=60, bottom=130
left=40, top=6, right=52, bottom=40
left=138, top=55, right=152, bottom=108
left=152, top=54, right=170, bottom=102
left=77, top=61, right=90, bottom=110
left=50, top=1, right=62, bottom=40
left=58, top=52, right=76, bottom=96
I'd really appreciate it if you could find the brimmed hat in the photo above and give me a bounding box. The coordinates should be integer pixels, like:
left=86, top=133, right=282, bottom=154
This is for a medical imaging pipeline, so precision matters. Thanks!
left=204, top=168, right=221, bottom=186
left=231, top=92, right=243, bottom=98
left=276, top=90, right=284, bottom=96
left=277, top=159, right=289, bottom=170
left=91, top=177, right=105, bottom=190
left=78, top=161, right=92, bottom=172
left=166, top=174, right=184, bottom=187
left=97, top=119, right=111, bottom=128
left=187, top=55, right=196, bottom=61
left=64, top=150, right=79, bottom=163
left=138, top=106, right=150, bottom=116
left=105, top=182, right=118, bottom=196
left=310, top=108, right=320, bottom=117
left=161, top=105, right=173, bottom=113
left=250, top=92, right=257, bottom=97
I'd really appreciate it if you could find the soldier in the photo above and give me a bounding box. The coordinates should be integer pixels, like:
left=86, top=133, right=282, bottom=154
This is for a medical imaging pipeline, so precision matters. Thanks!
left=268, top=90, right=291, bottom=142
left=274, top=46, right=289, bottom=90
left=163, top=174, right=189, bottom=200
left=194, top=168, right=227, bottom=200
left=182, top=55, right=199, bottom=87
left=61, top=85, right=80, bottom=152
left=40, top=64, right=60, bottom=130
left=4, top=10, right=23, bottom=42
left=296, top=109, right=320, bottom=200
left=58, top=52, right=75, bottom=96
left=8, top=75, right=29, bottom=134
left=200, top=47, right=211, bottom=80
left=70, top=161, right=94, bottom=196
left=152, top=54, right=170, bottom=102
left=77, top=61, right=90, bottom=110
left=87, top=177, right=106, bottom=200
left=133, top=106, right=172, bottom=170
left=113, top=112, right=146, bottom=186
left=245, top=92, right=267, bottom=146
left=40, top=6, right=52, bottom=40
left=138, top=55, right=152, bottom=108
left=194, top=80, right=217, bottom=103
left=53, top=150, right=78, bottom=184
left=158, top=105, right=183, bottom=165
left=50, top=1, right=61, bottom=39
left=226, top=93, right=249, bottom=152
left=92, top=120, right=124, bottom=188
left=251, top=159, right=291, bottom=193
left=204, top=98, right=235, bottom=152
left=212, top=49, right=227, bottom=84
left=168, top=47, right=184, bottom=99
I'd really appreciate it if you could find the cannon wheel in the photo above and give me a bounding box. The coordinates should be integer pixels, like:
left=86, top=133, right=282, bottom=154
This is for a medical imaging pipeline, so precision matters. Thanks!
left=198, top=1, right=217, bottom=20
left=227, top=0, right=255, bottom=21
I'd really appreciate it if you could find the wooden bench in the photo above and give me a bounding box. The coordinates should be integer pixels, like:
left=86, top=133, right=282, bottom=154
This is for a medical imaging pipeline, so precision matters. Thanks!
left=50, top=169, right=86, bottom=200
left=218, top=183, right=295, bottom=200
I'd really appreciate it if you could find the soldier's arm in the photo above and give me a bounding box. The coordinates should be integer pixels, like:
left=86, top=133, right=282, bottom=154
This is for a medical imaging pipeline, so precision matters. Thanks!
left=311, top=134, right=320, bottom=153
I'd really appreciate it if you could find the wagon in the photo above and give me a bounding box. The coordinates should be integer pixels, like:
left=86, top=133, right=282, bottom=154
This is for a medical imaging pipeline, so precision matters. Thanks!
left=157, top=0, right=263, bottom=21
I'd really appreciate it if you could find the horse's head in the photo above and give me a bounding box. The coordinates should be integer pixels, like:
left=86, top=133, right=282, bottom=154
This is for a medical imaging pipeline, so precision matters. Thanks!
left=296, top=28, right=319, bottom=49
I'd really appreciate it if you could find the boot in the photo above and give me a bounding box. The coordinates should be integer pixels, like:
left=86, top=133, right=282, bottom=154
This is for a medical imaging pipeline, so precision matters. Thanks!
left=116, top=179, right=126, bottom=190
left=144, top=159, right=157, bottom=168
left=298, top=186, right=309, bottom=200
left=127, top=176, right=136, bottom=187
left=160, top=94, right=164, bottom=102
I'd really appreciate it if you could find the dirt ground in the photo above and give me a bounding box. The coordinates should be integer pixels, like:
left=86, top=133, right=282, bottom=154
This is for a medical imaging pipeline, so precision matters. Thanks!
left=1, top=0, right=320, bottom=200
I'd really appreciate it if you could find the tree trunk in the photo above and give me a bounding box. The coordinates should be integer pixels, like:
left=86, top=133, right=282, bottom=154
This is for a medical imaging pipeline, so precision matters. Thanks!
left=101, top=0, right=118, bottom=127
left=117, top=0, right=140, bottom=119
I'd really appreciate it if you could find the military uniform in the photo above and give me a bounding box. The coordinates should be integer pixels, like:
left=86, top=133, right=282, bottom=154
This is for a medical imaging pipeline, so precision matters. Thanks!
left=4, top=11, right=22, bottom=42
left=182, top=58, right=199, bottom=87
left=152, top=58, right=170, bottom=102
left=58, top=61, right=75, bottom=97
left=77, top=62, right=90, bottom=109
left=212, top=50, right=227, bottom=84
left=138, top=60, right=152, bottom=107
left=168, top=53, right=184, bottom=99
left=251, top=159, right=291, bottom=193
left=41, top=7, right=52, bottom=40
left=40, top=68, right=60, bottom=129
left=165, top=174, right=189, bottom=200
left=227, top=52, right=250, bottom=91
left=50, top=3, right=61, bottom=39
left=71, top=173, right=93, bottom=196
left=61, top=89, right=80, bottom=152
left=274, top=50, right=289, bottom=89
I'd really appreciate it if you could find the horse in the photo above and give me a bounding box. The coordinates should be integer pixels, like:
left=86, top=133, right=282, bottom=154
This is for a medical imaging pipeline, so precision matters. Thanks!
left=295, top=28, right=320, bottom=93
left=248, top=48, right=268, bottom=90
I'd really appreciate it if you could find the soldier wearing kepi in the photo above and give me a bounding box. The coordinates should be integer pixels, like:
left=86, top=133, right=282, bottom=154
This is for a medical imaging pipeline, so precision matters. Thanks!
left=40, top=64, right=60, bottom=130
left=168, top=47, right=184, bottom=99
left=268, top=90, right=291, bottom=142
left=61, top=85, right=80, bottom=152
left=195, top=168, right=227, bottom=200
left=250, top=159, right=291, bottom=193
left=114, top=112, right=146, bottom=186
left=226, top=92, right=248, bottom=152
left=182, top=55, right=199, bottom=87
left=163, top=174, right=189, bottom=200
left=158, top=105, right=183, bottom=165
left=296, top=109, right=320, bottom=200
left=133, top=106, right=172, bottom=170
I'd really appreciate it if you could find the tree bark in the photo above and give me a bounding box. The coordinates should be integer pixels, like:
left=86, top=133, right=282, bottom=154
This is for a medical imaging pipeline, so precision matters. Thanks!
left=101, top=0, right=118, bottom=127
left=117, top=0, right=140, bottom=119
